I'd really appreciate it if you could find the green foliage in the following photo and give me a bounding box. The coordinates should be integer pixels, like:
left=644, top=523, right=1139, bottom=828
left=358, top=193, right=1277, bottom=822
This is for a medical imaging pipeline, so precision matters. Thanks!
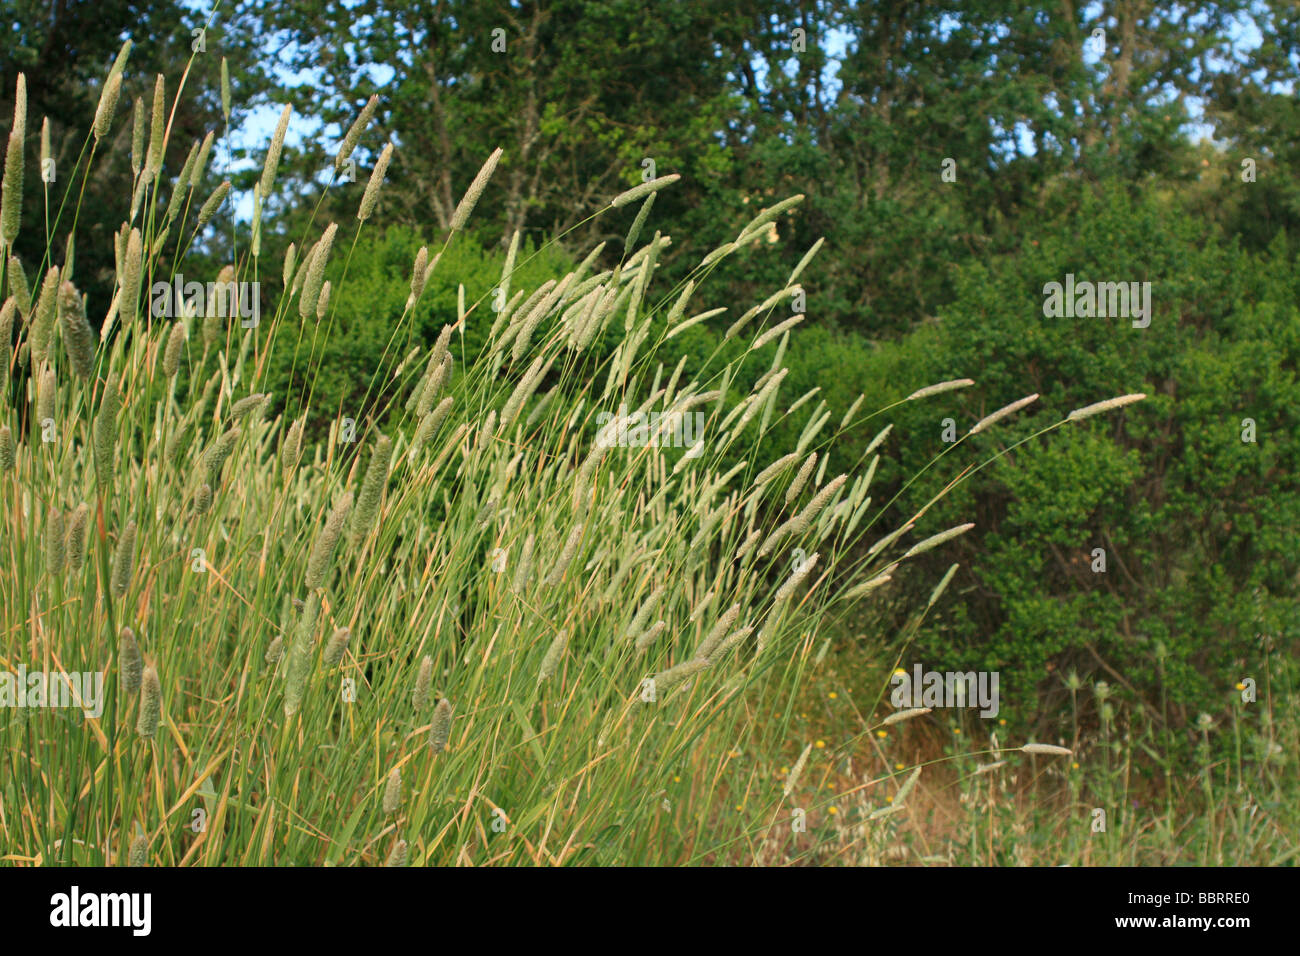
left=265, top=225, right=576, bottom=431
left=875, top=185, right=1300, bottom=734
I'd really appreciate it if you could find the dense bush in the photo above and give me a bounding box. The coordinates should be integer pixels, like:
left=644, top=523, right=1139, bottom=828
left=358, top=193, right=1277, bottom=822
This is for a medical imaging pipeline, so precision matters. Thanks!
left=876, top=186, right=1300, bottom=737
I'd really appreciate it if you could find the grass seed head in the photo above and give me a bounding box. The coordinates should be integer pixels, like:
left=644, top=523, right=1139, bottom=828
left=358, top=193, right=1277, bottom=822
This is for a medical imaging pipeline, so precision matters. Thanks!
left=428, top=698, right=453, bottom=754
left=137, top=665, right=161, bottom=738
left=119, top=627, right=143, bottom=695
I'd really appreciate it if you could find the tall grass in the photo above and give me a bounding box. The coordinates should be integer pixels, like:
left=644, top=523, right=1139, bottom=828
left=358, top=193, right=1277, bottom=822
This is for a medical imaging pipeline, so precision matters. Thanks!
left=2, top=50, right=1267, bottom=868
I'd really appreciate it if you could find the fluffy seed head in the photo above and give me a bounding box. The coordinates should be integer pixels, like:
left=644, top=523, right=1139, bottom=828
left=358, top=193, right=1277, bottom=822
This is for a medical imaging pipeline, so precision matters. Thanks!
left=45, top=505, right=66, bottom=575
left=1067, top=393, right=1147, bottom=422
left=351, top=434, right=392, bottom=538
left=58, top=281, right=96, bottom=379
left=129, top=835, right=148, bottom=867
left=335, top=94, right=379, bottom=172
left=119, top=627, right=143, bottom=695
left=322, top=627, right=351, bottom=669
left=0, top=425, right=13, bottom=472
left=882, top=707, right=932, bottom=726
left=65, top=502, right=89, bottom=572
left=538, top=630, right=569, bottom=684
left=130, top=97, right=144, bottom=175
left=970, top=393, right=1039, bottom=435
left=162, top=323, right=185, bottom=377
left=120, top=229, right=142, bottom=324
left=784, top=743, right=813, bottom=798
left=385, top=840, right=408, bottom=867
left=412, top=655, right=433, bottom=713
left=906, top=378, right=975, bottom=401
left=93, top=385, right=121, bottom=491
left=903, top=523, right=975, bottom=559
left=191, top=180, right=229, bottom=231
left=259, top=104, right=292, bottom=200
left=382, top=769, right=402, bottom=814
left=450, top=147, right=503, bottom=230
left=357, top=143, right=393, bottom=221
left=1020, top=743, right=1073, bottom=756
left=1, top=75, right=26, bottom=245
left=110, top=520, right=137, bottom=599
left=137, top=665, right=161, bottom=738
left=93, top=71, right=123, bottom=141
left=306, top=491, right=353, bottom=589
left=428, top=698, right=453, bottom=754
left=610, top=174, right=681, bottom=209
left=264, top=636, right=284, bottom=665
left=298, top=223, right=337, bottom=319
left=35, top=363, right=56, bottom=429
left=786, top=452, right=817, bottom=504
left=281, top=418, right=304, bottom=473
left=145, top=75, right=165, bottom=181
left=30, top=267, right=59, bottom=367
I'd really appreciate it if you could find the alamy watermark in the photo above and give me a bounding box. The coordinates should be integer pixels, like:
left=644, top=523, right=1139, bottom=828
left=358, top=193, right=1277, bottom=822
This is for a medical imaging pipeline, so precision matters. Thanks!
left=596, top=404, right=707, bottom=449
left=0, top=666, right=104, bottom=718
left=1042, top=273, right=1151, bottom=328
left=150, top=273, right=260, bottom=328
left=891, top=664, right=1000, bottom=718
